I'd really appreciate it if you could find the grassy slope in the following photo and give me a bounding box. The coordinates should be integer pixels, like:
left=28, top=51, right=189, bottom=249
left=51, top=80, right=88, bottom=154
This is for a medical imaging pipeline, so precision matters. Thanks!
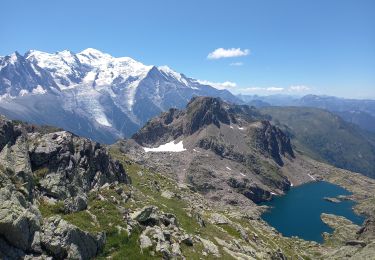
left=38, top=146, right=320, bottom=259
left=260, top=106, right=375, bottom=178
left=34, top=145, right=375, bottom=259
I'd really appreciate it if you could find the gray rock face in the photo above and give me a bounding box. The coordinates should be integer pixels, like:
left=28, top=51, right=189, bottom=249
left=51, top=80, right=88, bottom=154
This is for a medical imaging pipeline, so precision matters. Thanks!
left=0, top=186, right=41, bottom=251
left=0, top=52, right=59, bottom=97
left=0, top=117, right=42, bottom=253
left=133, top=96, right=265, bottom=146
left=0, top=237, right=27, bottom=260
left=40, top=216, right=105, bottom=260
left=248, top=120, right=294, bottom=166
left=29, top=130, right=130, bottom=202
left=0, top=116, right=129, bottom=258
left=0, top=115, right=22, bottom=151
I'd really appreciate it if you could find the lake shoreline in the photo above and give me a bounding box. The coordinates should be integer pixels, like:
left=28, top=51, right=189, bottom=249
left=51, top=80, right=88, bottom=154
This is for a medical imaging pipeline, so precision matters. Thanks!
left=260, top=181, right=365, bottom=243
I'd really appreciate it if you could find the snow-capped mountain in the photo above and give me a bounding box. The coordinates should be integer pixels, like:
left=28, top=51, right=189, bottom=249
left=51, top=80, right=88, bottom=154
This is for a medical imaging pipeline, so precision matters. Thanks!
left=0, top=48, right=240, bottom=143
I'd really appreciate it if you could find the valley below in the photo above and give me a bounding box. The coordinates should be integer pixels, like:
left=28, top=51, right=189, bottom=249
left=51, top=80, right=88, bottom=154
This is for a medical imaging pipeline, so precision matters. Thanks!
left=0, top=97, right=374, bottom=259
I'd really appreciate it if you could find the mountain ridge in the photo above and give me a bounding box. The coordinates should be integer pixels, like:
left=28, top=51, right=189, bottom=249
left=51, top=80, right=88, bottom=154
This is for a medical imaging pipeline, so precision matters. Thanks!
left=0, top=48, right=241, bottom=144
left=238, top=94, right=375, bottom=134
left=261, top=106, right=375, bottom=178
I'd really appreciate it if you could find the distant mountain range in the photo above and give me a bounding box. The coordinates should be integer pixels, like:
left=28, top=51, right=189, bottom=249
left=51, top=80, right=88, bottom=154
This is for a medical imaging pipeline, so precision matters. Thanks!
left=1, top=48, right=375, bottom=179
left=238, top=94, right=375, bottom=134
left=0, top=48, right=239, bottom=143
left=260, top=106, right=375, bottom=179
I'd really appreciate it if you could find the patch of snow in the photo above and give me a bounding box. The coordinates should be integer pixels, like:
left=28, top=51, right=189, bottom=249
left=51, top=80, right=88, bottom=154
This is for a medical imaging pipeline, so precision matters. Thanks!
left=9, top=53, right=18, bottom=64
left=32, top=85, right=47, bottom=94
left=0, top=93, right=14, bottom=100
left=229, top=125, right=234, bottom=129
left=31, top=64, right=42, bottom=77
left=271, top=192, right=277, bottom=195
left=95, top=114, right=112, bottom=127
left=83, top=71, right=97, bottom=84
left=19, top=89, right=29, bottom=96
left=238, top=127, right=245, bottom=130
left=290, top=182, right=294, bottom=187
left=239, top=172, right=246, bottom=177
left=143, top=140, right=186, bottom=153
left=226, top=167, right=232, bottom=171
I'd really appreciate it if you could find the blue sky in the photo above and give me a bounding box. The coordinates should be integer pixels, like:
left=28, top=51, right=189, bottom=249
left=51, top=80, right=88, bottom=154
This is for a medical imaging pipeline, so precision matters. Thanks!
left=1, top=0, right=374, bottom=98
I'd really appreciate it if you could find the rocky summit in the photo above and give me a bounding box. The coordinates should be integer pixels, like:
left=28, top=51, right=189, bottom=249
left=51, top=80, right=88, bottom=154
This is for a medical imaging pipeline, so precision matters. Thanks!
left=121, top=97, right=303, bottom=206
left=0, top=96, right=374, bottom=259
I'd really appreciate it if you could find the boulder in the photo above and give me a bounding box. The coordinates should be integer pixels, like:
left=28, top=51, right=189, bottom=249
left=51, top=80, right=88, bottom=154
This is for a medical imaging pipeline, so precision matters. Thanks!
left=139, top=234, right=153, bottom=249
left=210, top=213, right=230, bottom=225
left=181, top=235, right=194, bottom=246
left=40, top=216, right=105, bottom=260
left=132, top=206, right=160, bottom=226
left=64, top=194, right=88, bottom=213
left=0, top=187, right=41, bottom=251
left=199, top=237, right=220, bottom=257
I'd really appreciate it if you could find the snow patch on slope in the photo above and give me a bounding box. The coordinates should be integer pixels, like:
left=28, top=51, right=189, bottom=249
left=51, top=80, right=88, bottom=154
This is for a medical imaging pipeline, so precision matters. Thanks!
left=143, top=140, right=186, bottom=152
left=32, top=85, right=47, bottom=94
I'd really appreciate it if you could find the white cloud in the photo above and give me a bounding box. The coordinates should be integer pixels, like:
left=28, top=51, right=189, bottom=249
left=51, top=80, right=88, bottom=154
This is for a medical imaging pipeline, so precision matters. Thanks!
left=229, top=62, right=244, bottom=66
left=241, top=87, right=284, bottom=93
left=238, top=85, right=311, bottom=94
left=266, top=87, right=284, bottom=92
left=197, top=79, right=237, bottom=90
left=288, top=85, right=311, bottom=92
left=207, top=48, right=250, bottom=59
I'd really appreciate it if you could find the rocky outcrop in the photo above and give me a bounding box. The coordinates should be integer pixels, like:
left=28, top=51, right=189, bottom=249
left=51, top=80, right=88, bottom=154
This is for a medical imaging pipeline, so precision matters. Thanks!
left=0, top=116, right=22, bottom=151
left=0, top=185, right=41, bottom=252
left=358, top=217, right=375, bottom=240
left=128, top=206, right=186, bottom=259
left=0, top=117, right=41, bottom=254
left=40, top=216, right=105, bottom=260
left=133, top=96, right=267, bottom=146
left=227, top=178, right=272, bottom=203
left=127, top=97, right=294, bottom=207
left=131, top=206, right=178, bottom=228
left=184, top=96, right=231, bottom=134
left=0, top=116, right=129, bottom=259
left=248, top=121, right=294, bottom=166
left=29, top=130, right=130, bottom=202
left=132, top=108, right=184, bottom=145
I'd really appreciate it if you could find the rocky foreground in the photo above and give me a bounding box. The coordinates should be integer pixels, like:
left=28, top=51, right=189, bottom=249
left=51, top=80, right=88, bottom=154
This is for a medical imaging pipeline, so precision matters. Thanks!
left=0, top=103, right=374, bottom=259
left=0, top=116, right=129, bottom=259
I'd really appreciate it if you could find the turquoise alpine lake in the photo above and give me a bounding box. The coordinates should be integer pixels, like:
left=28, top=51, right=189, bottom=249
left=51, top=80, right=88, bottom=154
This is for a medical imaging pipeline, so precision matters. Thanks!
left=260, top=181, right=365, bottom=243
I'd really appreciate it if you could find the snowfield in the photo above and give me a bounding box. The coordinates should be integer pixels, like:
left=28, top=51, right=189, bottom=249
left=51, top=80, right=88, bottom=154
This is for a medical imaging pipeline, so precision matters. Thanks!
left=143, top=140, right=186, bottom=152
